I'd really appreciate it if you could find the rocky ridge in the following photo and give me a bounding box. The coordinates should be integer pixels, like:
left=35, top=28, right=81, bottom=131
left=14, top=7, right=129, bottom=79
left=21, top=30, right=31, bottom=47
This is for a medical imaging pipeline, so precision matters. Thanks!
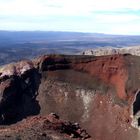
left=82, top=46, right=140, bottom=56
left=0, top=113, right=90, bottom=140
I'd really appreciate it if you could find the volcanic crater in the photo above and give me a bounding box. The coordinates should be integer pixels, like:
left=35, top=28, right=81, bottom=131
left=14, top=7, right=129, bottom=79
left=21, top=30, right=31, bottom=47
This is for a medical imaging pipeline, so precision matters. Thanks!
left=0, top=54, right=139, bottom=140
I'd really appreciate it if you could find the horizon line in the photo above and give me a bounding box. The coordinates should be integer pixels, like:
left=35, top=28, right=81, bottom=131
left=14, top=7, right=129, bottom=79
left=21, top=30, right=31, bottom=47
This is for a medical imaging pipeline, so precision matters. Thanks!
left=0, top=30, right=140, bottom=36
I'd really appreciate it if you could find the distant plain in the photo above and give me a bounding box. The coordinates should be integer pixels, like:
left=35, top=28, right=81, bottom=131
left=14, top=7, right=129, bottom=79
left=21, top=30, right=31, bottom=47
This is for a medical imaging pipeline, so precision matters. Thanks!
left=1, top=31, right=140, bottom=65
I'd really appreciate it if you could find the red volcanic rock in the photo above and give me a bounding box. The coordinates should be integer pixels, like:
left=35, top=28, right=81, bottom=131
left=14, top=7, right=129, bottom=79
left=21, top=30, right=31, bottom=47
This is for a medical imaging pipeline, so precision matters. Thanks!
left=73, top=55, right=128, bottom=100
left=45, top=113, right=90, bottom=139
left=0, top=113, right=91, bottom=140
left=35, top=54, right=130, bottom=100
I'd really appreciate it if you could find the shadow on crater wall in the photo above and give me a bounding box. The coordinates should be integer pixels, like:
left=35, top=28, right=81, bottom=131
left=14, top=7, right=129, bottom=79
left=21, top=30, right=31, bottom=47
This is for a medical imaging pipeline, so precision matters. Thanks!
left=0, top=69, right=41, bottom=125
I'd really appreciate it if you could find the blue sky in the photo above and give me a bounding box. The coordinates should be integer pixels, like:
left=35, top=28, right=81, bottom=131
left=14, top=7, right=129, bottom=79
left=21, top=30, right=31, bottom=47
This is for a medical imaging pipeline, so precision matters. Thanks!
left=0, top=0, right=140, bottom=35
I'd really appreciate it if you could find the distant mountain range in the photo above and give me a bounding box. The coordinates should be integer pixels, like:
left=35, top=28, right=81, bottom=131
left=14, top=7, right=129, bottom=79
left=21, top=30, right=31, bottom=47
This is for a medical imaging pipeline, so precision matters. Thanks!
left=0, top=31, right=140, bottom=46
left=0, top=31, right=140, bottom=65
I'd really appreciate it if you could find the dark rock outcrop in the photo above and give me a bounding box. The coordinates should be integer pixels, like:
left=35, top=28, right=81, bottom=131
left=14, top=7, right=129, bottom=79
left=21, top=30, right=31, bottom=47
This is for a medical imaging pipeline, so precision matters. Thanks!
left=0, top=60, right=41, bottom=124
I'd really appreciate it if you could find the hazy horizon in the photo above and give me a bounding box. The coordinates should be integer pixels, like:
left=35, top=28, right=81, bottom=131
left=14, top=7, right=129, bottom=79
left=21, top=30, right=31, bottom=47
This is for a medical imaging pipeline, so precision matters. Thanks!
left=0, top=30, right=140, bottom=36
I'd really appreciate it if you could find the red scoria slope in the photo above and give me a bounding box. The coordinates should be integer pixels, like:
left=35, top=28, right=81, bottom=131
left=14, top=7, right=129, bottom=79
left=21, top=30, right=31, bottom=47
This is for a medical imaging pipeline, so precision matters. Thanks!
left=73, top=54, right=128, bottom=100
left=0, top=54, right=140, bottom=140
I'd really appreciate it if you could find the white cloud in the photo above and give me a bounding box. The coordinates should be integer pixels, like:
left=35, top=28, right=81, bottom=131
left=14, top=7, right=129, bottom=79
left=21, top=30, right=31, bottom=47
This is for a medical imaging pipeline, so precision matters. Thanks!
left=0, top=0, right=140, bottom=34
left=94, top=14, right=140, bottom=24
left=89, top=0, right=140, bottom=11
left=0, top=0, right=140, bottom=16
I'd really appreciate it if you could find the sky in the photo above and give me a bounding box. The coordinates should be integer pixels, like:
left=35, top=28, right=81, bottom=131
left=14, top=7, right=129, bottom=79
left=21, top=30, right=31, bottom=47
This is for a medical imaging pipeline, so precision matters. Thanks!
left=0, top=0, right=140, bottom=35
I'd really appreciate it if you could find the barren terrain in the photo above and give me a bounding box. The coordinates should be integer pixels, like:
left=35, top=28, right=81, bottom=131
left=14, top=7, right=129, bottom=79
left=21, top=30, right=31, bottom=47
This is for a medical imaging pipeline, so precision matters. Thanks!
left=0, top=54, right=139, bottom=140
